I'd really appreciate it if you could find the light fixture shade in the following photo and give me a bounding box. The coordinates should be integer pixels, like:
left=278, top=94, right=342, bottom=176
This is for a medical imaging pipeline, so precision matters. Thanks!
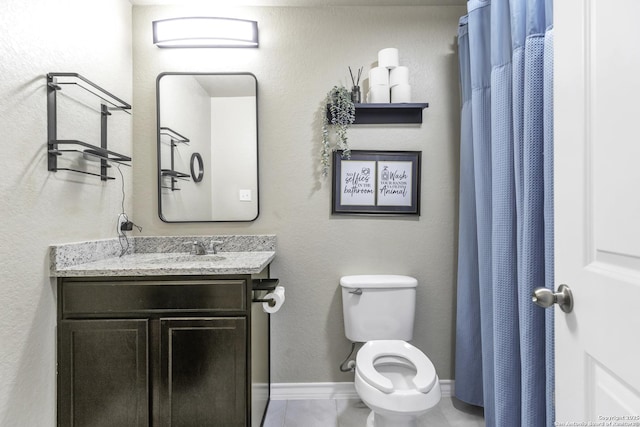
left=153, top=17, right=258, bottom=48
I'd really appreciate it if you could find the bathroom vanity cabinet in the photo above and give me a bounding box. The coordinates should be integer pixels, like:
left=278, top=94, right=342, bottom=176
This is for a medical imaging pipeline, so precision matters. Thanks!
left=56, top=273, right=271, bottom=427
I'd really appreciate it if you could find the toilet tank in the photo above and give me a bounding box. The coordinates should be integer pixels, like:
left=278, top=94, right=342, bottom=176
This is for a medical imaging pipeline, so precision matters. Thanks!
left=339, top=275, right=418, bottom=342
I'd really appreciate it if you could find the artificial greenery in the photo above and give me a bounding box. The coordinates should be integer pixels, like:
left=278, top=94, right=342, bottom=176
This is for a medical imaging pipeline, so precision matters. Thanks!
left=321, top=86, right=356, bottom=176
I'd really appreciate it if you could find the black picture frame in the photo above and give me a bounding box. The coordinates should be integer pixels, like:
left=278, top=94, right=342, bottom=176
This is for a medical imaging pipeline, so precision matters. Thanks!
left=332, top=150, right=421, bottom=215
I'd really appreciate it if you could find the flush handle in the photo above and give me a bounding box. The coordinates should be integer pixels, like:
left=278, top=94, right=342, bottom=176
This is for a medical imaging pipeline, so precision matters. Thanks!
left=349, top=288, right=362, bottom=295
left=531, top=284, right=573, bottom=313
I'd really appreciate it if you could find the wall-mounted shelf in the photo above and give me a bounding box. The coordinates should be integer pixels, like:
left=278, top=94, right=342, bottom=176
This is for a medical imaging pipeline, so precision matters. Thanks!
left=327, top=102, right=429, bottom=125
left=160, top=127, right=190, bottom=191
left=352, top=103, right=429, bottom=124
left=47, top=72, right=132, bottom=181
left=160, top=169, right=191, bottom=191
left=160, top=127, right=190, bottom=144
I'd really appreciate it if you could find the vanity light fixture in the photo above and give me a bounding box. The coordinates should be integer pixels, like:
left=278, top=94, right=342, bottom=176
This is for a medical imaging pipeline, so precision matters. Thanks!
left=152, top=17, right=258, bottom=48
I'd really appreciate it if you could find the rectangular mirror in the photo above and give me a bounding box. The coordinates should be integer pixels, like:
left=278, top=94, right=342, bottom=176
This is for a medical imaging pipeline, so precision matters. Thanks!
left=157, top=72, right=258, bottom=222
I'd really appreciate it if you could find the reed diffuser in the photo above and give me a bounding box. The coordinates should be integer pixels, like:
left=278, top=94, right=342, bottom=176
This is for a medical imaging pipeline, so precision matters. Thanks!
left=349, top=66, right=363, bottom=104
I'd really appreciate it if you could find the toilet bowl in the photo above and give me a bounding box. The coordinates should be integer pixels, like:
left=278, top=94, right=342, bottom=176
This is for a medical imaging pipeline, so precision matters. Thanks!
left=354, top=340, right=441, bottom=427
left=339, top=275, right=441, bottom=426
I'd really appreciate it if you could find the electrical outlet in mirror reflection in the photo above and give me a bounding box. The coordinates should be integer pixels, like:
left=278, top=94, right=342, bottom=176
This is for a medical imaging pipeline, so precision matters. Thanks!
left=239, top=189, right=252, bottom=202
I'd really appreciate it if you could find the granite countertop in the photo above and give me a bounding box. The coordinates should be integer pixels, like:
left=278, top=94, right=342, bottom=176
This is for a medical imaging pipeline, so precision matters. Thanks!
left=50, top=235, right=276, bottom=277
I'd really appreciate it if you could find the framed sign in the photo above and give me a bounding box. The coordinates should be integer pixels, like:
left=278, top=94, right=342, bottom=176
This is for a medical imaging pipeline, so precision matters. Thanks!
left=332, top=150, right=421, bottom=215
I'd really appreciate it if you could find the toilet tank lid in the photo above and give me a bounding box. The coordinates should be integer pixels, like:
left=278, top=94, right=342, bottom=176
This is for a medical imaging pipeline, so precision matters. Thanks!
left=339, top=275, right=418, bottom=289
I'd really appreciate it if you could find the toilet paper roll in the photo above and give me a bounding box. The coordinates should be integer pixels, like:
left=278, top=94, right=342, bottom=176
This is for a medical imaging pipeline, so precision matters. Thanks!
left=390, top=66, right=409, bottom=87
left=262, top=285, right=285, bottom=314
left=368, top=85, right=391, bottom=103
left=378, top=48, right=399, bottom=69
left=391, top=84, right=412, bottom=103
left=369, top=66, right=389, bottom=87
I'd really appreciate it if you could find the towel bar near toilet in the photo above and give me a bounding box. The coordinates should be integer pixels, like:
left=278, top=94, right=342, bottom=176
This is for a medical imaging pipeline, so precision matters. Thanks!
left=252, top=278, right=279, bottom=307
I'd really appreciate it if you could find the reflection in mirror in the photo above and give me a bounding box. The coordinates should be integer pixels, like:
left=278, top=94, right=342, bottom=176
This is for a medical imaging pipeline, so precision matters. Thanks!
left=190, top=152, right=204, bottom=183
left=157, top=72, right=258, bottom=222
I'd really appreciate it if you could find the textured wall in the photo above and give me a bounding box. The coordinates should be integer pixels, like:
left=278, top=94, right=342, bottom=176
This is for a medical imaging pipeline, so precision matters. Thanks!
left=0, top=3, right=463, bottom=423
left=133, top=5, right=463, bottom=383
left=0, top=0, right=132, bottom=425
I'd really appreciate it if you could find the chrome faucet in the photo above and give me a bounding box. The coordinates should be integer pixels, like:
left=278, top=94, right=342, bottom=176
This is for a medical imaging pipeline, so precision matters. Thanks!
left=191, top=240, right=223, bottom=255
left=191, top=241, right=206, bottom=255
left=210, top=240, right=223, bottom=254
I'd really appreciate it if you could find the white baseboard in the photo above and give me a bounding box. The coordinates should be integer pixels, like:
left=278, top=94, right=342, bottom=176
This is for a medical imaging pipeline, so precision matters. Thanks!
left=270, top=380, right=454, bottom=401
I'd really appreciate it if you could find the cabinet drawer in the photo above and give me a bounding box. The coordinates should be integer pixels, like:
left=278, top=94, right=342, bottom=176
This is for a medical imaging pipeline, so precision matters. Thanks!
left=61, top=278, right=246, bottom=317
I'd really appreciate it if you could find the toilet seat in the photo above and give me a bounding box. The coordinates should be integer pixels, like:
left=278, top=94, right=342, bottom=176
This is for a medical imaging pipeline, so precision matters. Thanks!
left=356, top=340, right=437, bottom=394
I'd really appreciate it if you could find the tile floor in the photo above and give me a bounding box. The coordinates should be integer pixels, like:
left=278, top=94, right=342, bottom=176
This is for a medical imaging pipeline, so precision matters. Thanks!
left=263, top=397, right=485, bottom=427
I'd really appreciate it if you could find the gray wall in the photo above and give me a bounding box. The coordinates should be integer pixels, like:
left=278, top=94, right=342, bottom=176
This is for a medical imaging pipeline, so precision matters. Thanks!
left=0, top=3, right=462, bottom=424
left=0, top=0, right=132, bottom=425
left=133, top=5, right=463, bottom=383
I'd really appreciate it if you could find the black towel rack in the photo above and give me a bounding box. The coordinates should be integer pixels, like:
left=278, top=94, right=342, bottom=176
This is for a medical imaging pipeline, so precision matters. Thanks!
left=47, top=72, right=132, bottom=181
left=160, top=127, right=191, bottom=191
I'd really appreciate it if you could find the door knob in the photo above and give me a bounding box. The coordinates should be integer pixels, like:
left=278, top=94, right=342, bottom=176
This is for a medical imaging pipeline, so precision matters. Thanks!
left=531, top=284, right=573, bottom=313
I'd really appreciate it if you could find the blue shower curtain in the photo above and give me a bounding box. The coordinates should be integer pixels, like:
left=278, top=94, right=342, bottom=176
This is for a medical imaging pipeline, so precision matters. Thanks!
left=454, top=1, right=554, bottom=426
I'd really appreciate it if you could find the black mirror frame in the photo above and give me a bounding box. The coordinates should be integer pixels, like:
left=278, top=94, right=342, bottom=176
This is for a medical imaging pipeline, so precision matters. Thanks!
left=156, top=72, right=260, bottom=223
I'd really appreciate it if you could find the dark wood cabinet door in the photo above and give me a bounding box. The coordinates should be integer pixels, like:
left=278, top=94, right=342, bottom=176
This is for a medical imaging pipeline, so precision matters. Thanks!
left=58, top=319, right=149, bottom=427
left=159, top=317, right=247, bottom=427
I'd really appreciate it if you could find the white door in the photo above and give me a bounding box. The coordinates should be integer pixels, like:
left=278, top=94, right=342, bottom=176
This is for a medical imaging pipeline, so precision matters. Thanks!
left=555, top=0, right=640, bottom=422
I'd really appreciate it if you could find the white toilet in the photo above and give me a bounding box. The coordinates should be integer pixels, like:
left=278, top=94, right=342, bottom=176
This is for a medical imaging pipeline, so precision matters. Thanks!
left=340, top=275, right=441, bottom=427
